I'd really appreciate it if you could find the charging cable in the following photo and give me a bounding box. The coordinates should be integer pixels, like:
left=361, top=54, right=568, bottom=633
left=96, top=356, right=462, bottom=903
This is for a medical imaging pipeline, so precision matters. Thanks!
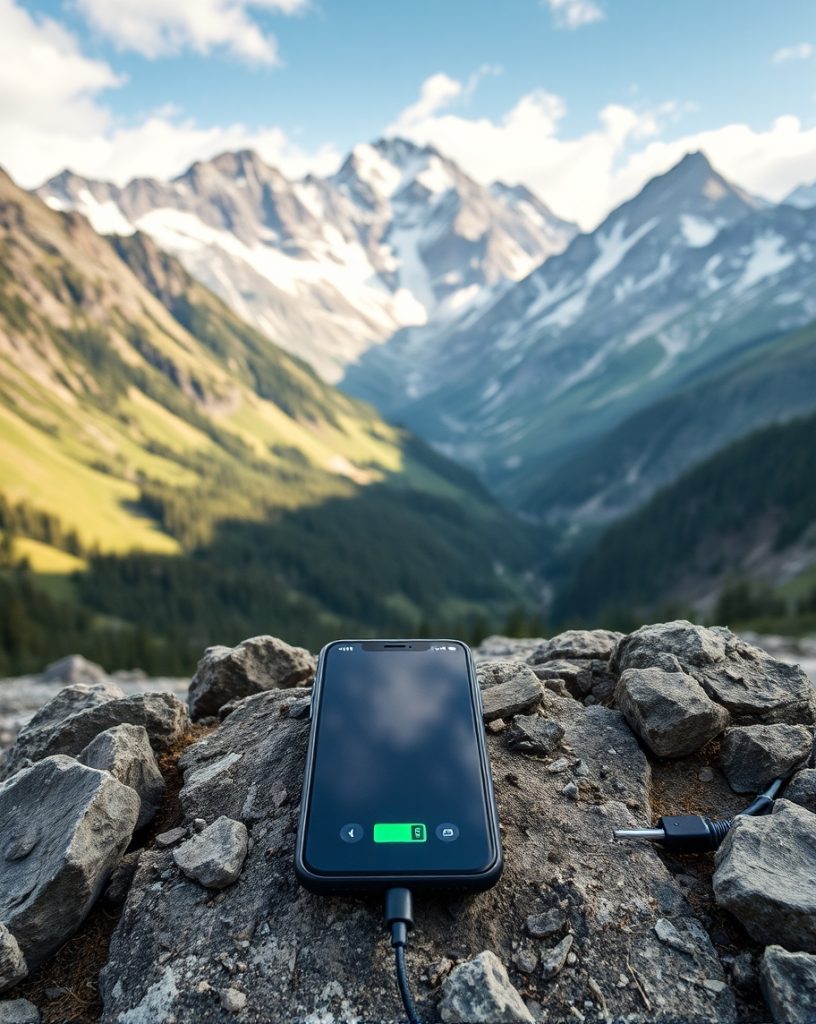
left=613, top=777, right=785, bottom=852
left=384, top=887, right=423, bottom=1024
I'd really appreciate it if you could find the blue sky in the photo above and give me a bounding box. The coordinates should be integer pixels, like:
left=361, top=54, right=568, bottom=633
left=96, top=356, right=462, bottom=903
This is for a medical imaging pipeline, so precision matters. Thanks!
left=4, top=0, right=816, bottom=226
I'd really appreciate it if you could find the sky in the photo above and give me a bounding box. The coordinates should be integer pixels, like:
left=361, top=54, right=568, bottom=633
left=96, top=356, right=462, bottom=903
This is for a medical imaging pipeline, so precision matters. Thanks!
left=3, top=0, right=816, bottom=228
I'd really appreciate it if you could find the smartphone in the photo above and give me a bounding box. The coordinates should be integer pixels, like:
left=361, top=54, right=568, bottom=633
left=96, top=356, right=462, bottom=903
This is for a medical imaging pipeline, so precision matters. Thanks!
left=294, top=639, right=503, bottom=893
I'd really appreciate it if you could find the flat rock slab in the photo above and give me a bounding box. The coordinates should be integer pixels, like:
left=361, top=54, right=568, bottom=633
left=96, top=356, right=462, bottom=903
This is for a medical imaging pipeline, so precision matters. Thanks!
left=505, top=715, right=564, bottom=756
left=479, top=664, right=544, bottom=721
left=759, top=945, right=816, bottom=1024
left=0, top=756, right=139, bottom=971
left=188, top=635, right=314, bottom=721
left=713, top=800, right=816, bottom=952
left=613, top=621, right=816, bottom=725
left=99, top=687, right=734, bottom=1024
left=720, top=724, right=813, bottom=793
left=79, top=723, right=166, bottom=830
left=529, top=630, right=623, bottom=665
left=616, top=667, right=729, bottom=758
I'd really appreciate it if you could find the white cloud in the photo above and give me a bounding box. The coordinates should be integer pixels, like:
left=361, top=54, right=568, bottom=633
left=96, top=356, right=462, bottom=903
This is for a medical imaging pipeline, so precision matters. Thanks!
left=391, top=73, right=463, bottom=129
left=0, top=0, right=336, bottom=188
left=388, top=73, right=816, bottom=229
left=542, top=0, right=605, bottom=30
left=771, top=41, right=813, bottom=64
left=74, top=0, right=309, bottom=65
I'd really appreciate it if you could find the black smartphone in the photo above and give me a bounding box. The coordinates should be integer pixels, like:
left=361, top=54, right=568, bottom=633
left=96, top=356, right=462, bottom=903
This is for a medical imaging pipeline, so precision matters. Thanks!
left=295, top=639, right=503, bottom=893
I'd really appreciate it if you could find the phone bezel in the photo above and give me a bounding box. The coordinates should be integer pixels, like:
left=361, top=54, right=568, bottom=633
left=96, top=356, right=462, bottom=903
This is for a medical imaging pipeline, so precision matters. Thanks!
left=294, top=638, right=504, bottom=894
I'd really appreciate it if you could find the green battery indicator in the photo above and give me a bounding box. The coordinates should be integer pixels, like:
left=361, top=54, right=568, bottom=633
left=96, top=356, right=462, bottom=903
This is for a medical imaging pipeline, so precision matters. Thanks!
left=373, top=822, right=427, bottom=843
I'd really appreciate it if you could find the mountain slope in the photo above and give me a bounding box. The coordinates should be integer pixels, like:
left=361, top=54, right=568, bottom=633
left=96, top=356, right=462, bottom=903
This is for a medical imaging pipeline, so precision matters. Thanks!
left=525, top=316, right=816, bottom=522
left=553, top=410, right=816, bottom=623
left=0, top=168, right=538, bottom=670
left=344, top=153, right=816, bottom=504
left=37, top=140, right=576, bottom=382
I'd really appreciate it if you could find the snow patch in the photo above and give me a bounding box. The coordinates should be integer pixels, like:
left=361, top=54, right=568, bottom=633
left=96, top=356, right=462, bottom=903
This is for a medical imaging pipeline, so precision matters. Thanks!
left=77, top=189, right=134, bottom=236
left=734, top=233, right=795, bottom=294
left=585, top=217, right=658, bottom=289
left=680, top=214, right=718, bottom=247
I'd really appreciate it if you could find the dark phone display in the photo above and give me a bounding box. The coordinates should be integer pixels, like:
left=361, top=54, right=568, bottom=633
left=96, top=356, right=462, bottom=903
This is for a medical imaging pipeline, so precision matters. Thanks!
left=302, top=642, right=495, bottom=876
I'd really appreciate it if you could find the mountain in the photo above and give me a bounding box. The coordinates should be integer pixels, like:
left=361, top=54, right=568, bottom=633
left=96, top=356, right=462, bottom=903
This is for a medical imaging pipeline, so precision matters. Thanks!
left=526, top=315, right=816, bottom=524
left=0, top=167, right=539, bottom=673
left=37, top=140, right=576, bottom=382
left=553, top=409, right=816, bottom=624
left=343, top=152, right=816, bottom=507
left=785, top=180, right=816, bottom=209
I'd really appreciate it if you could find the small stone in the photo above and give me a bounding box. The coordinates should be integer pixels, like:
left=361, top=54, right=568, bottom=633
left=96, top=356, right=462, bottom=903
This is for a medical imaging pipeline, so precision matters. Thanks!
left=486, top=720, right=506, bottom=735
left=720, top=724, right=813, bottom=793
left=547, top=758, right=569, bottom=774
left=654, top=918, right=697, bottom=956
left=698, top=767, right=714, bottom=782
left=506, top=715, right=564, bottom=756
left=785, top=768, right=816, bottom=812
left=438, top=950, right=533, bottom=1023
left=702, top=979, right=727, bottom=994
left=513, top=949, right=538, bottom=974
left=713, top=800, right=816, bottom=950
left=566, top=951, right=577, bottom=966
left=539, top=934, right=574, bottom=980
left=729, top=952, right=753, bottom=989
left=155, top=827, right=186, bottom=848
left=0, top=1000, right=40, bottom=1024
left=561, top=781, right=579, bottom=800
left=220, top=987, right=246, bottom=1014
left=574, top=760, right=590, bottom=778
left=527, top=909, right=566, bottom=939
left=760, top=945, right=816, bottom=1024
left=480, top=666, right=544, bottom=723
left=426, top=959, right=454, bottom=986
left=615, top=667, right=729, bottom=758
left=0, top=925, right=27, bottom=992
left=43, top=988, right=68, bottom=1002
left=193, top=818, right=207, bottom=832
left=173, top=816, right=248, bottom=889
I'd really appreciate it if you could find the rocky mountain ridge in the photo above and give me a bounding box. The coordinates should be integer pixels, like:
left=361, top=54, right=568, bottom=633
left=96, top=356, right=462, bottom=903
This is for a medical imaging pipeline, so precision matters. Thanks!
left=1, top=622, right=815, bottom=1023
left=37, top=139, right=576, bottom=382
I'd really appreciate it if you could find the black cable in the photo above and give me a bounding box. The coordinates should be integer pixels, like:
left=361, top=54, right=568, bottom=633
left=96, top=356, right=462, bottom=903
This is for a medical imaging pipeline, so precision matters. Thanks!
left=613, top=776, right=786, bottom=853
left=384, top=887, right=422, bottom=1024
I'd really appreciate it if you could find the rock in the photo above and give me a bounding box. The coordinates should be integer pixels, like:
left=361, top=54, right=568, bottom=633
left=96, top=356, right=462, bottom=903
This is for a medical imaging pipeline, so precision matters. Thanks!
left=539, top=934, right=573, bottom=980
left=713, top=800, right=816, bottom=951
left=475, top=636, right=546, bottom=661
left=78, top=724, right=166, bottom=829
left=479, top=664, right=543, bottom=722
left=42, top=654, right=108, bottom=686
left=654, top=918, right=697, bottom=956
left=104, top=851, right=142, bottom=908
left=786, top=768, right=816, bottom=811
left=505, top=715, right=564, bottom=756
left=547, top=757, right=569, bottom=773
left=155, top=827, right=186, bottom=848
left=561, top=781, right=578, bottom=800
left=512, top=948, right=538, bottom=974
left=0, top=1000, right=40, bottom=1024
left=438, top=951, right=533, bottom=1023
left=613, top=621, right=816, bottom=725
left=98, top=681, right=734, bottom=1023
left=173, top=816, right=248, bottom=889
left=0, top=925, right=26, bottom=992
left=529, top=630, right=623, bottom=664
left=759, top=945, right=816, bottom=1024
left=728, top=951, right=754, bottom=989
left=3, top=691, right=189, bottom=780
left=720, top=724, right=813, bottom=793
left=526, top=908, right=565, bottom=939
left=615, top=667, right=729, bottom=758
left=220, top=987, right=247, bottom=1013
left=0, top=756, right=139, bottom=971
left=698, top=767, right=714, bottom=782
left=188, top=635, right=314, bottom=720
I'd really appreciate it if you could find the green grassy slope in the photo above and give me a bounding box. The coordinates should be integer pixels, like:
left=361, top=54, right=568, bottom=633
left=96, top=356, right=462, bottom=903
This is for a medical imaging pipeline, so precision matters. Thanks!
left=0, top=170, right=540, bottom=672
left=553, top=411, right=816, bottom=625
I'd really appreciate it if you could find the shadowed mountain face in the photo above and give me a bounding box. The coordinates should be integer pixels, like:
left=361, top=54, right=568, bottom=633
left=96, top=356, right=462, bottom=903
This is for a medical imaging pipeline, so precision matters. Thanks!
left=0, top=169, right=540, bottom=672
left=37, top=139, right=576, bottom=382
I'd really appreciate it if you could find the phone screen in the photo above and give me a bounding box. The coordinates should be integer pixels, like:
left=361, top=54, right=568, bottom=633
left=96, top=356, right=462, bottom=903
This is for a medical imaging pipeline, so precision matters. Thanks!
left=302, top=640, right=496, bottom=877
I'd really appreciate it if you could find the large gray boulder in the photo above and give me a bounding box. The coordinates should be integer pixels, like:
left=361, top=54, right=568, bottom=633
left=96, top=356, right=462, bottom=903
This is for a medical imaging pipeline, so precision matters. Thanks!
left=187, top=635, right=314, bottom=721
left=759, top=945, right=816, bottom=1024
left=78, top=724, right=166, bottom=830
left=438, top=950, right=533, bottom=1023
left=720, top=724, right=813, bottom=793
left=613, top=621, right=816, bottom=725
left=0, top=756, right=139, bottom=973
left=0, top=1000, right=40, bottom=1024
left=99, top=686, right=734, bottom=1023
left=616, top=667, right=729, bottom=757
left=713, top=800, right=816, bottom=951
left=528, top=630, right=623, bottom=664
left=42, top=654, right=108, bottom=686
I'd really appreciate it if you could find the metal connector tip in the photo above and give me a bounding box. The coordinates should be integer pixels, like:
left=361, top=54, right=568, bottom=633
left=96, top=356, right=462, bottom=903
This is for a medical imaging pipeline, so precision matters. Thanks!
left=613, top=827, right=665, bottom=842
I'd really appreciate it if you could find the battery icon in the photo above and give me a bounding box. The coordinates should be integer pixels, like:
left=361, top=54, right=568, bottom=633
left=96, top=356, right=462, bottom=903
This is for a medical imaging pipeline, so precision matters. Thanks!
left=373, top=823, right=427, bottom=843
